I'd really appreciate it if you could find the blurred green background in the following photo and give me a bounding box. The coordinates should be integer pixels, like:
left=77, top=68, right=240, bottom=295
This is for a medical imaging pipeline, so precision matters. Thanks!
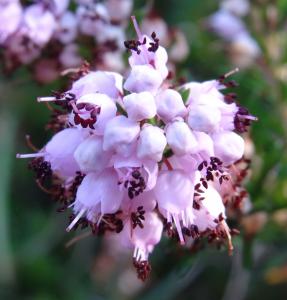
left=1, top=0, right=287, bottom=299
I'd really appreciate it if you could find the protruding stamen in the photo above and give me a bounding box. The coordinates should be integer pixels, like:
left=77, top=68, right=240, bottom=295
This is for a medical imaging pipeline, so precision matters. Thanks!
left=224, top=67, right=240, bottom=78
left=66, top=208, right=86, bottom=232
left=61, top=67, right=81, bottom=76
left=222, top=220, right=233, bottom=255
left=37, top=96, right=62, bottom=102
left=237, top=114, right=258, bottom=121
left=172, top=214, right=185, bottom=245
left=131, top=15, right=142, bottom=39
left=16, top=152, right=45, bottom=159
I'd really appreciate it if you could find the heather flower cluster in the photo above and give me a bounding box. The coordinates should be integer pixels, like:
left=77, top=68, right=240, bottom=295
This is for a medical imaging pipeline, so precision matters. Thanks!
left=18, top=17, right=256, bottom=281
left=208, top=0, right=261, bottom=68
left=0, top=0, right=133, bottom=79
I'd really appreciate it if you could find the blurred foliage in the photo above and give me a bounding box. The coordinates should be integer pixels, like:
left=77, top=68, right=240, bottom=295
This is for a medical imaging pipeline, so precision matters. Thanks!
left=1, top=0, right=287, bottom=299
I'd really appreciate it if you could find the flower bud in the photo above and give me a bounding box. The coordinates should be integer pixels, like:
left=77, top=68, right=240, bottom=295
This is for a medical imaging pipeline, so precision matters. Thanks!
left=212, top=131, right=244, bottom=165
left=70, top=71, right=122, bottom=100
left=124, top=65, right=162, bottom=94
left=188, top=103, right=221, bottom=133
left=137, top=125, right=167, bottom=162
left=103, top=115, right=140, bottom=155
left=123, top=92, right=156, bottom=121
left=166, top=120, right=198, bottom=156
left=74, top=135, right=112, bottom=173
left=155, top=89, right=187, bottom=122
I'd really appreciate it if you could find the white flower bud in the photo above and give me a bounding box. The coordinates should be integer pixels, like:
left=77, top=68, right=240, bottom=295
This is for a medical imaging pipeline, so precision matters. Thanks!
left=74, top=135, right=112, bottom=173
left=137, top=125, right=167, bottom=162
left=123, top=92, right=156, bottom=121
left=155, top=89, right=187, bottom=122
left=124, top=65, right=162, bottom=94
left=212, top=131, right=244, bottom=165
left=166, top=120, right=198, bottom=156
left=103, top=116, right=140, bottom=155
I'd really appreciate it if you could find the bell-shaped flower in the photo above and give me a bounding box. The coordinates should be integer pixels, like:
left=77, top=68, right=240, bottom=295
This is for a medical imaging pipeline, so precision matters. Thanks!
left=121, top=190, right=157, bottom=214
left=212, top=131, right=244, bottom=165
left=0, top=1, right=23, bottom=44
left=72, top=93, right=117, bottom=133
left=166, top=119, right=198, bottom=156
left=154, top=170, right=195, bottom=244
left=44, top=128, right=88, bottom=178
left=69, top=71, right=122, bottom=100
left=194, top=185, right=226, bottom=232
left=68, top=168, right=124, bottom=230
left=155, top=89, right=187, bottom=123
left=24, top=4, right=56, bottom=46
left=103, top=116, right=140, bottom=156
left=137, top=125, right=167, bottom=162
left=74, top=135, right=112, bottom=173
left=132, top=212, right=163, bottom=262
left=123, top=92, right=156, bottom=121
left=128, top=35, right=168, bottom=79
left=113, top=151, right=158, bottom=193
left=124, top=65, right=163, bottom=94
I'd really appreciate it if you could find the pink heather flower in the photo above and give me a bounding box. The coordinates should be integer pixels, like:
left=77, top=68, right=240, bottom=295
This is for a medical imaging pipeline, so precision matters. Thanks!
left=155, top=89, right=187, bottom=123
left=18, top=16, right=256, bottom=281
left=68, top=168, right=124, bottom=230
left=212, top=131, right=245, bottom=165
left=137, top=125, right=167, bottom=162
left=103, top=115, right=140, bottom=155
left=193, top=131, right=215, bottom=159
left=124, top=65, right=163, bottom=94
left=154, top=170, right=196, bottom=244
left=44, top=128, right=88, bottom=178
left=72, top=93, right=117, bottom=133
left=129, top=19, right=168, bottom=79
left=123, top=92, right=157, bottom=121
left=166, top=119, right=198, bottom=156
left=69, top=71, right=122, bottom=100
left=0, top=0, right=23, bottom=44
left=187, top=101, right=222, bottom=133
left=193, top=184, right=226, bottom=231
left=74, top=135, right=112, bottom=173
left=112, top=152, right=158, bottom=192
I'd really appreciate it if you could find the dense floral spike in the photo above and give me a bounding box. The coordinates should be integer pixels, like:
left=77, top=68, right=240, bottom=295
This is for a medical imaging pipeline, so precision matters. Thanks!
left=17, top=16, right=256, bottom=281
